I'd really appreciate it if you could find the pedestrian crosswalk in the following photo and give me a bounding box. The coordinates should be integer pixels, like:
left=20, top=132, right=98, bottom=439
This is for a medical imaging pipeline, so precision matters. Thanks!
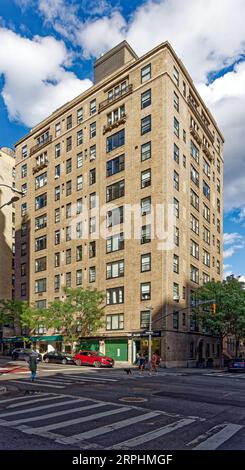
left=10, top=373, right=118, bottom=390
left=0, top=392, right=243, bottom=450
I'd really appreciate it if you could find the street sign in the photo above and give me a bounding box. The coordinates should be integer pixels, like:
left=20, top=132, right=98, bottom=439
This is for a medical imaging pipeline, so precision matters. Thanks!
left=142, top=331, right=161, bottom=337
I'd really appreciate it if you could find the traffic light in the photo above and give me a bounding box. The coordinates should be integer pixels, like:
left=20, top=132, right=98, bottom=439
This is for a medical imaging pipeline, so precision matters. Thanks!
left=211, top=303, right=216, bottom=315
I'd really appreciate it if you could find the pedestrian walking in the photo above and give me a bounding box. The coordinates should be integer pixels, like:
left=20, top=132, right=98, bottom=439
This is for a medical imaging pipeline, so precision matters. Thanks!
left=28, top=351, right=38, bottom=382
left=138, top=352, right=146, bottom=375
left=150, top=352, right=158, bottom=374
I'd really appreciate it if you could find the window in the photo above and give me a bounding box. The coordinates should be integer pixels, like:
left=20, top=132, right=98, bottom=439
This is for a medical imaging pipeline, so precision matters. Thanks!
left=89, top=241, right=96, bottom=258
left=203, top=272, right=210, bottom=284
left=77, top=108, right=83, bottom=124
left=141, top=253, right=151, bottom=272
left=106, top=314, right=124, bottom=330
left=66, top=158, right=72, bottom=174
left=217, top=260, right=220, bottom=274
left=173, top=311, right=179, bottom=329
left=191, top=240, right=199, bottom=259
left=54, top=186, right=60, bottom=201
left=35, top=193, right=47, bottom=210
left=183, top=155, right=186, bottom=167
left=77, top=152, right=83, bottom=169
left=22, top=145, right=27, bottom=159
left=173, top=92, right=179, bottom=112
left=173, top=171, right=179, bottom=190
left=35, top=151, right=48, bottom=167
left=107, top=105, right=125, bottom=125
left=141, top=89, right=151, bottom=109
left=76, top=222, right=82, bottom=238
left=190, top=140, right=199, bottom=163
left=89, top=168, right=96, bottom=185
left=54, top=274, right=60, bottom=291
left=55, top=165, right=60, bottom=179
left=107, top=287, right=124, bottom=304
left=76, top=269, right=82, bottom=286
left=173, top=198, right=179, bottom=218
left=54, top=208, right=60, bottom=224
left=190, top=214, right=199, bottom=235
left=89, top=266, right=96, bottom=283
left=65, top=249, right=71, bottom=265
left=173, top=66, right=179, bottom=86
left=203, top=250, right=210, bottom=267
left=141, top=196, right=151, bottom=216
left=21, top=164, right=27, bottom=178
left=203, top=181, right=210, bottom=200
left=190, top=189, right=199, bottom=211
left=141, top=64, right=151, bottom=83
left=107, top=154, right=125, bottom=176
left=174, top=144, right=179, bottom=164
left=217, top=218, right=220, bottom=234
left=21, top=202, right=27, bottom=216
left=217, top=198, right=221, bottom=213
left=107, top=206, right=123, bottom=227
left=106, top=233, right=124, bottom=253
left=141, top=115, right=151, bottom=135
left=55, top=123, right=61, bottom=137
left=183, top=129, right=186, bottom=142
left=141, top=282, right=151, bottom=300
left=203, top=226, right=210, bottom=244
left=106, top=260, right=124, bottom=279
left=90, top=99, right=96, bottom=115
left=183, top=81, right=186, bottom=97
left=77, top=130, right=83, bottom=146
left=77, top=175, right=83, bottom=191
left=21, top=242, right=27, bottom=256
left=89, top=192, right=96, bottom=209
left=203, top=204, right=210, bottom=222
left=66, top=226, right=71, bottom=241
left=35, top=257, right=47, bottom=273
left=203, top=159, right=210, bottom=178
left=21, top=223, right=27, bottom=237
left=66, top=272, right=71, bottom=288
left=217, top=239, right=220, bottom=254
left=173, top=282, right=179, bottom=302
left=35, top=214, right=47, bottom=230
left=66, top=180, right=72, bottom=196
left=35, top=300, right=46, bottom=310
left=106, top=180, right=125, bottom=202
left=141, top=142, right=151, bottom=161
left=183, top=286, right=186, bottom=300
left=173, top=254, right=179, bottom=273
left=106, top=129, right=125, bottom=152
left=140, top=310, right=150, bottom=328
left=21, top=263, right=26, bottom=277
left=190, top=265, right=199, bottom=284
left=90, top=122, right=96, bottom=138
left=217, top=178, right=220, bottom=194
left=35, top=278, right=46, bottom=293
left=141, top=224, right=151, bottom=244
left=66, top=203, right=72, bottom=219
left=76, top=198, right=83, bottom=215
left=76, top=245, right=82, bottom=261
left=55, top=143, right=61, bottom=159
left=66, top=136, right=72, bottom=152
left=141, top=169, right=151, bottom=188
left=89, top=216, right=96, bottom=233
left=174, top=117, right=179, bottom=137
left=191, top=165, right=199, bottom=186
left=217, top=159, right=221, bottom=174
left=35, top=172, right=47, bottom=189
left=54, top=230, right=60, bottom=245
left=90, top=145, right=96, bottom=161
left=35, top=324, right=47, bottom=334
left=66, top=115, right=72, bottom=130
left=174, top=226, right=179, bottom=246
left=21, top=183, right=27, bottom=196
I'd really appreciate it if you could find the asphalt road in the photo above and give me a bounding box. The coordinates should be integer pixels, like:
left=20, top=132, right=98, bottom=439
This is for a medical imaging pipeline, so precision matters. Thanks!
left=0, top=362, right=245, bottom=451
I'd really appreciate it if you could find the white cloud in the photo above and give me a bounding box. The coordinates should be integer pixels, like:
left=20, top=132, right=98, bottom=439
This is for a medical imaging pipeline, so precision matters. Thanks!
left=223, top=232, right=244, bottom=245
left=0, top=27, right=92, bottom=127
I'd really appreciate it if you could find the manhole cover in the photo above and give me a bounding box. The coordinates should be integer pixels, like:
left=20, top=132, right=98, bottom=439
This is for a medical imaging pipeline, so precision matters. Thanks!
left=119, top=396, right=147, bottom=403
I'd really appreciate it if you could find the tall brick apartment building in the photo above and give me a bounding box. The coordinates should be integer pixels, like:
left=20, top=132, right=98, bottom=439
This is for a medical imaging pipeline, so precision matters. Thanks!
left=15, top=41, right=224, bottom=366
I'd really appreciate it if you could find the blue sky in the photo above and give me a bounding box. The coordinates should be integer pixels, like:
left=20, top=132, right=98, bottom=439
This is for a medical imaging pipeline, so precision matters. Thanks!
left=0, top=0, right=245, bottom=279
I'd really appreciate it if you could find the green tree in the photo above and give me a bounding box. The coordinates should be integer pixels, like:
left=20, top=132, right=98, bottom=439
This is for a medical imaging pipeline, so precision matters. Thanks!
left=39, top=287, right=106, bottom=352
left=194, top=279, right=245, bottom=366
left=0, top=299, right=38, bottom=347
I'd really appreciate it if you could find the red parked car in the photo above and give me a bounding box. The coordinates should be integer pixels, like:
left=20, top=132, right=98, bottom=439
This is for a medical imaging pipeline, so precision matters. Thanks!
left=74, top=350, right=114, bottom=368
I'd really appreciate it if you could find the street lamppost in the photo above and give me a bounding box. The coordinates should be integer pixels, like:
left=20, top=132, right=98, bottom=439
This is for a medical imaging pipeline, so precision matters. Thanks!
left=146, top=305, right=154, bottom=363
left=0, top=184, right=24, bottom=210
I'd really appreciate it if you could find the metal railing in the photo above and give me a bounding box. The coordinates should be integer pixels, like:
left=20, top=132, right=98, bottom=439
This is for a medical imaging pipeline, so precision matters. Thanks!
left=99, top=84, right=133, bottom=112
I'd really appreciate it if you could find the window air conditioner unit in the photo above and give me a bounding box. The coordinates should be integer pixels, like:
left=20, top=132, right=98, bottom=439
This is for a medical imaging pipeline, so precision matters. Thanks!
left=173, top=295, right=179, bottom=301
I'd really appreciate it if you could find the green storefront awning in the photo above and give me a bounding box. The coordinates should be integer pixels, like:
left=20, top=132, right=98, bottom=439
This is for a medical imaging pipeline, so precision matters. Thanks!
left=30, top=335, right=63, bottom=342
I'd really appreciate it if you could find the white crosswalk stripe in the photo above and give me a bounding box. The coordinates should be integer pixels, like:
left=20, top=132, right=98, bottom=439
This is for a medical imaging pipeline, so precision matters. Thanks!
left=0, top=392, right=243, bottom=450
left=9, top=373, right=118, bottom=390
